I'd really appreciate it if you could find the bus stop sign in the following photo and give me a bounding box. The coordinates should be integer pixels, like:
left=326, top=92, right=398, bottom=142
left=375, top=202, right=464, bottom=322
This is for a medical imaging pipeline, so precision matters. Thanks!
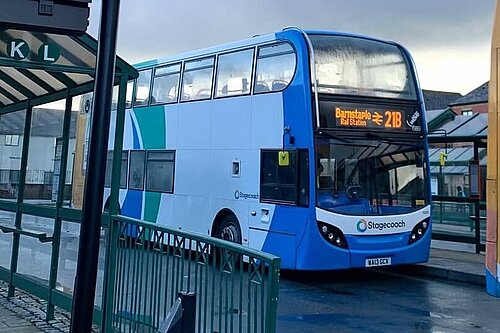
left=0, top=0, right=91, bottom=35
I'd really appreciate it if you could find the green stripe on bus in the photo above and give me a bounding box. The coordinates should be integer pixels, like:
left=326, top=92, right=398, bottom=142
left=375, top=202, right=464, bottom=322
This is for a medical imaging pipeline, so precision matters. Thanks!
left=134, top=105, right=166, bottom=149
left=144, top=192, right=161, bottom=223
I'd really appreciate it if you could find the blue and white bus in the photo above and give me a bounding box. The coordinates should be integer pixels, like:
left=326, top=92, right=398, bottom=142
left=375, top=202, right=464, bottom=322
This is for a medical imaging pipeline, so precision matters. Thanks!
left=105, top=28, right=431, bottom=270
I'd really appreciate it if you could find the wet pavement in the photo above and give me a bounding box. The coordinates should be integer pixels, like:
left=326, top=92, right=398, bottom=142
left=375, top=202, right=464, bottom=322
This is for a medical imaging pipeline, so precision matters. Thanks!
left=0, top=215, right=497, bottom=332
left=277, top=269, right=499, bottom=333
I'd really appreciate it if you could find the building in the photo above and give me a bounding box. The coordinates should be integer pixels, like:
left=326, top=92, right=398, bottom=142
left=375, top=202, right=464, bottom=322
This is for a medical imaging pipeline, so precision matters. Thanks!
left=449, top=82, right=489, bottom=115
left=422, top=89, right=462, bottom=111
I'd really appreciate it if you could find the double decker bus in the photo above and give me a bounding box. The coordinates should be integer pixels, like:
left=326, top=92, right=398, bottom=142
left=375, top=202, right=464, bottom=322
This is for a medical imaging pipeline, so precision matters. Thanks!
left=104, top=28, right=431, bottom=270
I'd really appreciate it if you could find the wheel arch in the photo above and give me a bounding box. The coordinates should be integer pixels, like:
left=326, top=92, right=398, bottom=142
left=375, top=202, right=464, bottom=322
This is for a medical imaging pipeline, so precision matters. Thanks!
left=211, top=208, right=239, bottom=238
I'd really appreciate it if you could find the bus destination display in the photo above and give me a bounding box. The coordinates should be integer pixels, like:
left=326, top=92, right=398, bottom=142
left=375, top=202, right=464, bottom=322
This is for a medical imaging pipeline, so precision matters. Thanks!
left=319, top=101, right=422, bottom=132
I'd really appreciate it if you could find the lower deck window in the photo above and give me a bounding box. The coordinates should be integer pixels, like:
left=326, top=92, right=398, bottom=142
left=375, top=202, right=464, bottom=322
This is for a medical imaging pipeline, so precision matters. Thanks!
left=146, top=150, right=175, bottom=193
left=105, top=150, right=128, bottom=188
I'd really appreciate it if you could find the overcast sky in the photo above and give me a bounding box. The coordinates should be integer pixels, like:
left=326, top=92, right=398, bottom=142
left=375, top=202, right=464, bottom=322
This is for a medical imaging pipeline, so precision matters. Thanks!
left=87, top=0, right=496, bottom=95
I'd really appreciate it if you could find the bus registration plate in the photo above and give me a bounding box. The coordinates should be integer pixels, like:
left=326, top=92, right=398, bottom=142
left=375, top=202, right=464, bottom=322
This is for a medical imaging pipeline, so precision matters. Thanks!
left=365, top=257, right=391, bottom=267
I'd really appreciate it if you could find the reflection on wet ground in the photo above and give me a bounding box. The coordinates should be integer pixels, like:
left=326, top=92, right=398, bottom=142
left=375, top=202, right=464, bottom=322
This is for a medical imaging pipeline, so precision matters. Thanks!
left=278, top=269, right=500, bottom=332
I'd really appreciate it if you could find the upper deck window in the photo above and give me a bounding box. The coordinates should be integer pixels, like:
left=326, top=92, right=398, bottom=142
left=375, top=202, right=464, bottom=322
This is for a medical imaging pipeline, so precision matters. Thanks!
left=181, top=57, right=215, bottom=102
left=151, top=63, right=181, bottom=104
left=134, top=69, right=153, bottom=107
left=215, top=49, right=254, bottom=98
left=254, top=43, right=296, bottom=93
left=309, top=35, right=417, bottom=100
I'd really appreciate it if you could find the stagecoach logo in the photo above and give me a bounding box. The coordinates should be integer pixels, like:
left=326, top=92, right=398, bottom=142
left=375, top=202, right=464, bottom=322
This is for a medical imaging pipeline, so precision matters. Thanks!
left=357, top=219, right=406, bottom=232
left=406, top=111, right=421, bottom=132
left=357, top=219, right=368, bottom=232
left=234, top=190, right=259, bottom=200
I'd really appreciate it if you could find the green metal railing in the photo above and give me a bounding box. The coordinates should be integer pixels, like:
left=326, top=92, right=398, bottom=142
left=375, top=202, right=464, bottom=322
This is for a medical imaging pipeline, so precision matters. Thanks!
left=431, top=195, right=486, bottom=253
left=102, top=215, right=281, bottom=333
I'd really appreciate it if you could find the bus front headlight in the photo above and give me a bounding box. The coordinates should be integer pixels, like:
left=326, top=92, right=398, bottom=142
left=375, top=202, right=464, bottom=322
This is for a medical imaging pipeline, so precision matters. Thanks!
left=317, top=221, right=348, bottom=249
left=408, top=219, right=430, bottom=244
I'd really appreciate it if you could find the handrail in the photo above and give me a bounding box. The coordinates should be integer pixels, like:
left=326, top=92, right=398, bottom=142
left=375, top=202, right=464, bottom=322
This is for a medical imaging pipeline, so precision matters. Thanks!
left=104, top=214, right=282, bottom=333
left=112, top=214, right=281, bottom=262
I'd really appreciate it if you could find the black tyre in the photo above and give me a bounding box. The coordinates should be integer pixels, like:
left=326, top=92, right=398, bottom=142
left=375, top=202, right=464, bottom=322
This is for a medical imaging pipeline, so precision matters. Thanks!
left=216, top=215, right=242, bottom=244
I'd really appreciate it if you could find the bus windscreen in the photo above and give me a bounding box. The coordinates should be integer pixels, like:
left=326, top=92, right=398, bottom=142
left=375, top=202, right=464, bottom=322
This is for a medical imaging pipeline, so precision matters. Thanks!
left=309, top=34, right=417, bottom=100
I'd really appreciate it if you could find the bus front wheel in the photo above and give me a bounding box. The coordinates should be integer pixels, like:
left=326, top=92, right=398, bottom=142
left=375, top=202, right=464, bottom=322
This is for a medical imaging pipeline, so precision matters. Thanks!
left=216, top=215, right=242, bottom=245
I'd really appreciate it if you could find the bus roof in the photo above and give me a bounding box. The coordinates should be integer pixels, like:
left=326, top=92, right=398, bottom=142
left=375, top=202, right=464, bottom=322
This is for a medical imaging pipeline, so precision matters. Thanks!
left=133, top=29, right=402, bottom=70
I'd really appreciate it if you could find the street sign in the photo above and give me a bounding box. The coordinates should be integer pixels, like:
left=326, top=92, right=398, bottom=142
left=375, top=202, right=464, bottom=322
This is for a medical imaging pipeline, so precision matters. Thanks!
left=4, top=38, right=61, bottom=63
left=0, top=0, right=92, bottom=36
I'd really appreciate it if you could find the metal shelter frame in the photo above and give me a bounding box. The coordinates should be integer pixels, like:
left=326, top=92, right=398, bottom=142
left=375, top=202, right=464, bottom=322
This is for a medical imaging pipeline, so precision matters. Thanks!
left=428, top=112, right=488, bottom=254
left=0, top=27, right=137, bottom=322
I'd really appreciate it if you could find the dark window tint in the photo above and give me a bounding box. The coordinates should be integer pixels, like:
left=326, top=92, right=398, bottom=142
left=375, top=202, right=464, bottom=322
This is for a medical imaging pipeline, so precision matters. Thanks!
left=298, top=150, right=310, bottom=206
left=105, top=151, right=113, bottom=187
left=260, top=149, right=309, bottom=206
left=120, top=151, right=128, bottom=189
left=129, top=150, right=146, bottom=190
left=104, top=150, right=128, bottom=188
left=146, top=151, right=175, bottom=193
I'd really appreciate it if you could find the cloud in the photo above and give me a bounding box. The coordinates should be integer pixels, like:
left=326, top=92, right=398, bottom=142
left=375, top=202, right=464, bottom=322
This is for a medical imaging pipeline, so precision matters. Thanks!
left=88, top=0, right=495, bottom=93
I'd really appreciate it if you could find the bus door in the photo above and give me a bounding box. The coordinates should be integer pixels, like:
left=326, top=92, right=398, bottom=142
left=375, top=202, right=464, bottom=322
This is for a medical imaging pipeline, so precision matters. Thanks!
left=248, top=149, right=310, bottom=250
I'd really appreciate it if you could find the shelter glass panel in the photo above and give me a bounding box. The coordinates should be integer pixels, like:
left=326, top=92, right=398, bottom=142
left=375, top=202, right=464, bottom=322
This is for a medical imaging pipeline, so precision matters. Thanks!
left=64, top=95, right=87, bottom=209
left=0, top=110, right=26, bottom=200
left=25, top=106, right=65, bottom=205
left=57, top=220, right=81, bottom=295
left=0, top=211, right=15, bottom=270
left=17, top=215, right=55, bottom=286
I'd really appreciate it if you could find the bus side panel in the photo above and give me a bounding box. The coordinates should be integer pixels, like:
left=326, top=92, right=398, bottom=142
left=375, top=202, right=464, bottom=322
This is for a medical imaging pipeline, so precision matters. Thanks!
left=173, top=195, right=216, bottom=235
left=176, top=102, right=212, bottom=150
left=295, top=218, right=351, bottom=270
left=261, top=206, right=315, bottom=269
left=254, top=228, right=297, bottom=269
left=156, top=193, right=175, bottom=228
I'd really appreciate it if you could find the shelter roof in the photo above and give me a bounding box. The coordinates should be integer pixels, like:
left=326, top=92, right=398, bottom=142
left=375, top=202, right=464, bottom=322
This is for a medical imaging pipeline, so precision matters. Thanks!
left=428, top=113, right=487, bottom=142
left=0, top=28, right=137, bottom=113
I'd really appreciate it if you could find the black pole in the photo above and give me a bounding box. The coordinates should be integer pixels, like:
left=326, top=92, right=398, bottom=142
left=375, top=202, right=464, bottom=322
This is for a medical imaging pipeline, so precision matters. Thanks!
left=70, top=0, right=121, bottom=331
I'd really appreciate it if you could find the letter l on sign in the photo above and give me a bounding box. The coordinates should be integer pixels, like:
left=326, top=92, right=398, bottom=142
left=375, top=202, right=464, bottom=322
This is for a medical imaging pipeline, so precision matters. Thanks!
left=43, top=45, right=55, bottom=62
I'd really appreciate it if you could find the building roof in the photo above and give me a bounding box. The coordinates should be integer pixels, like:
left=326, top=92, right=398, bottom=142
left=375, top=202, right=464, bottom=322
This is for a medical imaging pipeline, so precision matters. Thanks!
left=449, top=82, right=489, bottom=106
left=422, top=90, right=462, bottom=110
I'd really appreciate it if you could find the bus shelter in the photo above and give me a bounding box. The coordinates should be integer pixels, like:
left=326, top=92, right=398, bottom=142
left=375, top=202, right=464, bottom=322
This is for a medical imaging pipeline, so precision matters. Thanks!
left=427, top=110, right=487, bottom=253
left=0, top=28, right=137, bottom=321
